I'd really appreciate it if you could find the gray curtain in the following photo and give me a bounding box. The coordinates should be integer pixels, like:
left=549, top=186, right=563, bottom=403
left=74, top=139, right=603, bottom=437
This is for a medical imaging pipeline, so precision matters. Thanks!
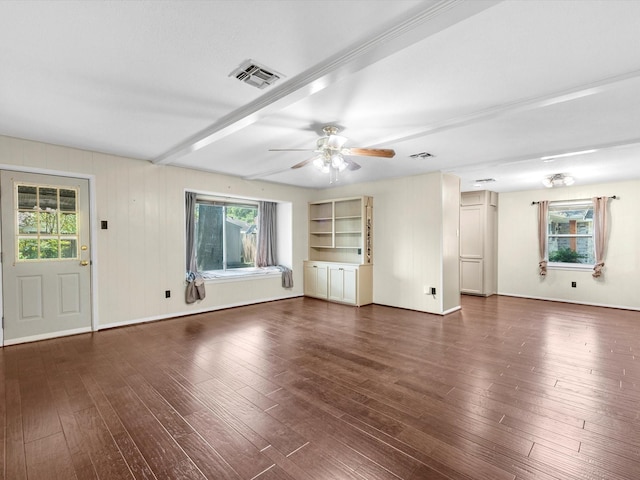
left=185, top=191, right=198, bottom=273
left=185, top=192, right=205, bottom=303
left=537, top=200, right=549, bottom=276
left=257, top=201, right=277, bottom=267
left=592, top=196, right=609, bottom=278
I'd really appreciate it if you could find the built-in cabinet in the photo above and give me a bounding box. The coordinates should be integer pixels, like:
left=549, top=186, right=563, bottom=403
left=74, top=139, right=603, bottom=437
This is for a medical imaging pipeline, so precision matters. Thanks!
left=304, top=196, right=373, bottom=306
left=460, top=190, right=498, bottom=296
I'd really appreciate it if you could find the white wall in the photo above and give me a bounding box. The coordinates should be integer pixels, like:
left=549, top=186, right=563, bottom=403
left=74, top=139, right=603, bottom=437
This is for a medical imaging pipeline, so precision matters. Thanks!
left=497, top=179, right=640, bottom=310
left=442, top=173, right=461, bottom=313
left=317, top=172, right=460, bottom=314
left=0, top=135, right=309, bottom=329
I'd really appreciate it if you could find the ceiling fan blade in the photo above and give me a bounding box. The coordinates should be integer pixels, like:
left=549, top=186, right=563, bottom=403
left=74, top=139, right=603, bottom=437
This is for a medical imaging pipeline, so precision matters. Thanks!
left=269, top=148, right=315, bottom=152
left=343, top=147, right=395, bottom=158
left=346, top=159, right=361, bottom=171
left=291, top=156, right=317, bottom=169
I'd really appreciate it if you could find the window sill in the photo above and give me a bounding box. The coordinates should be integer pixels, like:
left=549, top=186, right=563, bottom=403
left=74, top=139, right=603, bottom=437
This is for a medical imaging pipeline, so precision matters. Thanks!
left=547, top=262, right=594, bottom=272
left=200, top=267, right=281, bottom=283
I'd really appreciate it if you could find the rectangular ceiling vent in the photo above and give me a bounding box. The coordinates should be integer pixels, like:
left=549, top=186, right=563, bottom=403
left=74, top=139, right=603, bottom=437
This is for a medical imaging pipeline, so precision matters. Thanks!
left=409, top=152, right=435, bottom=159
left=229, top=60, right=282, bottom=89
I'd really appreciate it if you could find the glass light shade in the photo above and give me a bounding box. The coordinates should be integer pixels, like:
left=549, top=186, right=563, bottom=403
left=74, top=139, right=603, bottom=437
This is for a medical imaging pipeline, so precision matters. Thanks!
left=542, top=177, right=553, bottom=188
left=563, top=175, right=575, bottom=186
left=312, top=156, right=325, bottom=170
left=330, top=153, right=345, bottom=169
left=327, top=135, right=347, bottom=149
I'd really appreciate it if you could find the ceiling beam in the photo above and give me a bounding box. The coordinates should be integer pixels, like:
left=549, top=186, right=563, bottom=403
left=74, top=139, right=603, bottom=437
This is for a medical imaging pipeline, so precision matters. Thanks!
left=153, top=0, right=501, bottom=165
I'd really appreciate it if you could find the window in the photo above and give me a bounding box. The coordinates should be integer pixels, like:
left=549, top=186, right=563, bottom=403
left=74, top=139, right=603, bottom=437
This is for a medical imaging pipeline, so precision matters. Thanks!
left=194, top=197, right=259, bottom=272
left=16, top=184, right=79, bottom=261
left=547, top=200, right=594, bottom=266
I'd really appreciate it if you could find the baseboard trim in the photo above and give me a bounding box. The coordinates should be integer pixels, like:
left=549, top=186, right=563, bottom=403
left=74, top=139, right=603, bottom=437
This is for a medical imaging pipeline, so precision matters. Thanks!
left=496, top=292, right=640, bottom=312
left=442, top=305, right=462, bottom=315
left=4, top=326, right=93, bottom=346
left=97, top=293, right=303, bottom=331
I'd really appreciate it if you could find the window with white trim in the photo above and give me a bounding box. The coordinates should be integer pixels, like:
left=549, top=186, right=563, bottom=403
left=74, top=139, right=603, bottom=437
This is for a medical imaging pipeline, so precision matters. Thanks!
left=193, top=196, right=259, bottom=272
left=547, top=200, right=595, bottom=267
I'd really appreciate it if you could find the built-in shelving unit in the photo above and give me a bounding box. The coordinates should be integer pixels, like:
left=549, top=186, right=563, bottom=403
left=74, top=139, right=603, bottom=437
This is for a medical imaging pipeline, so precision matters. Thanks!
left=305, top=196, right=373, bottom=306
left=308, top=196, right=373, bottom=264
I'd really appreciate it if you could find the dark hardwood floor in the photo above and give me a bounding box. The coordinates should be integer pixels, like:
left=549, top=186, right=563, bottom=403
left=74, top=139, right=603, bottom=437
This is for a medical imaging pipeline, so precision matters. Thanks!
left=2, top=295, right=640, bottom=479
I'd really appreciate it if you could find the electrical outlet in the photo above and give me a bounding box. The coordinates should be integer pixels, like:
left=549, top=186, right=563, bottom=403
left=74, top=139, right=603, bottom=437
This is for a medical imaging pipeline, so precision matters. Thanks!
left=165, top=290, right=171, bottom=298
left=571, top=282, right=577, bottom=288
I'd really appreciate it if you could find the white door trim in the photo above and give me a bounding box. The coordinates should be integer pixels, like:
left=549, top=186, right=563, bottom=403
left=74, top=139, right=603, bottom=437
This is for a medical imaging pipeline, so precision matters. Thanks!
left=0, top=164, right=99, bottom=343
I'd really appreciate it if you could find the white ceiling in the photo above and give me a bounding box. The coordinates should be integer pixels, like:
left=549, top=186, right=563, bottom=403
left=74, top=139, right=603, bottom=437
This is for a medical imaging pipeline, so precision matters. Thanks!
left=2, top=0, right=640, bottom=192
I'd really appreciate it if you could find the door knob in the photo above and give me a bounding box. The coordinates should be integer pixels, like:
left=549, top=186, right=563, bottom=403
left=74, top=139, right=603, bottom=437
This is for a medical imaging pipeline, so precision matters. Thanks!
left=80, top=260, right=89, bottom=266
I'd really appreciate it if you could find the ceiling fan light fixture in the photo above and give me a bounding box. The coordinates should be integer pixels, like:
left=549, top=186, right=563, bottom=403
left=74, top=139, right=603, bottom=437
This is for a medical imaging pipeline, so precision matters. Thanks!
left=543, top=173, right=574, bottom=188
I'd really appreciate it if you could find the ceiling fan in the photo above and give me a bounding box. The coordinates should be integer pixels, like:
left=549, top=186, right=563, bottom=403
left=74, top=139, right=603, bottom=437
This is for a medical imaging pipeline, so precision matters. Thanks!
left=269, top=126, right=395, bottom=182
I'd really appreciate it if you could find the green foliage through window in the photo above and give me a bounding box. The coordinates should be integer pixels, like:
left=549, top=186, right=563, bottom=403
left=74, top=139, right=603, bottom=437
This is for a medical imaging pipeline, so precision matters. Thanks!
left=16, top=184, right=79, bottom=261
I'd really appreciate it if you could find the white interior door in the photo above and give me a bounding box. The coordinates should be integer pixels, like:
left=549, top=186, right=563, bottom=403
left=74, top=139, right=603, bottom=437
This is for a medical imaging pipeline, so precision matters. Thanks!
left=1, top=171, right=92, bottom=344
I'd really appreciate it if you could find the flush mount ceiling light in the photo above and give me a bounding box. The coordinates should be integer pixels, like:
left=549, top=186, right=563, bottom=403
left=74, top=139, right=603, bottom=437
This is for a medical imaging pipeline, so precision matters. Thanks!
left=542, top=173, right=575, bottom=188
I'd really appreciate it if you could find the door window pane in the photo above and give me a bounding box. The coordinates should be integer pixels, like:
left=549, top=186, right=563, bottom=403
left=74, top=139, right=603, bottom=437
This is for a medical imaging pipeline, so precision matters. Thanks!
left=18, top=185, right=37, bottom=209
left=15, top=183, right=80, bottom=262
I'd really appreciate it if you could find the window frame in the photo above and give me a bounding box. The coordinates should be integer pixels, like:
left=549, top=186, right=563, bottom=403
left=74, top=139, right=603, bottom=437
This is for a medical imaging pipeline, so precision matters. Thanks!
left=15, top=182, right=80, bottom=262
left=546, top=199, right=595, bottom=271
left=187, top=192, right=282, bottom=282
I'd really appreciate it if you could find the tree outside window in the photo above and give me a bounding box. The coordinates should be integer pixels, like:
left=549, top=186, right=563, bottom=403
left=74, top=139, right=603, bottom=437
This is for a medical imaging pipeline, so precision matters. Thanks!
left=547, top=201, right=594, bottom=265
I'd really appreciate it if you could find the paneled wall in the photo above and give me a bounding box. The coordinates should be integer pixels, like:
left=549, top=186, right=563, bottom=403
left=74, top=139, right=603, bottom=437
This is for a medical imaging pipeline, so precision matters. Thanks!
left=497, top=180, right=640, bottom=309
left=317, top=172, right=460, bottom=315
left=0, top=135, right=309, bottom=328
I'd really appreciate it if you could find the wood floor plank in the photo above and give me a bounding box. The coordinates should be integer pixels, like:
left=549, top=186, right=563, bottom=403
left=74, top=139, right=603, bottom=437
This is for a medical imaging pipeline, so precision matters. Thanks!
left=24, top=432, right=76, bottom=480
left=184, top=409, right=274, bottom=479
left=74, top=406, right=134, bottom=480
left=105, top=385, right=204, bottom=480
left=5, top=378, right=27, bottom=480
left=175, top=433, right=242, bottom=480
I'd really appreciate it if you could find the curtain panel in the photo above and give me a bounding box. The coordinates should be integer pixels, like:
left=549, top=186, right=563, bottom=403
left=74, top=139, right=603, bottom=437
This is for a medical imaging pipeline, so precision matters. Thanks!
left=592, top=196, right=609, bottom=278
left=537, top=200, right=549, bottom=276
left=185, top=192, right=205, bottom=303
left=256, top=201, right=277, bottom=267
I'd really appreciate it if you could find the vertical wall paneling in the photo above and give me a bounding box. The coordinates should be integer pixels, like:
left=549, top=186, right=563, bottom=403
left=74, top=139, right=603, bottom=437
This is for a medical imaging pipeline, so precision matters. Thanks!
left=497, top=180, right=639, bottom=309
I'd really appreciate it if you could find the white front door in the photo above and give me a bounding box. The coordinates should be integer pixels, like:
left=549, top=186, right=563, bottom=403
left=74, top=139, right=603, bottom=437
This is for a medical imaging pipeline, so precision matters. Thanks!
left=1, top=171, right=92, bottom=344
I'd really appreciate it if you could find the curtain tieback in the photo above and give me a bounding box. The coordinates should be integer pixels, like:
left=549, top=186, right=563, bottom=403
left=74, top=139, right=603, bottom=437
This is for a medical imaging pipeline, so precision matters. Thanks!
left=538, top=260, right=547, bottom=276
left=593, top=262, right=604, bottom=278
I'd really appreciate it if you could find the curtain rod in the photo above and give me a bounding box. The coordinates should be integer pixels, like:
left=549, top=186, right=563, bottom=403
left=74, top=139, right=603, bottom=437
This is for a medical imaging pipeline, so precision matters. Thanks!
left=531, top=195, right=618, bottom=205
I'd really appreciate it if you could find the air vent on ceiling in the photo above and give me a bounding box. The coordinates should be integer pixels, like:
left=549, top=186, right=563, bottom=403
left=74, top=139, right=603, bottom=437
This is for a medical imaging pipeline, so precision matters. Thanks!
left=409, top=152, right=435, bottom=159
left=229, top=59, right=282, bottom=89
left=473, top=178, right=496, bottom=186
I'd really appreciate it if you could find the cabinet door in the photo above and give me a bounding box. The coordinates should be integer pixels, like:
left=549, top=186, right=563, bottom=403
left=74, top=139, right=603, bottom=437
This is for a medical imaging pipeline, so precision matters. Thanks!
left=342, top=267, right=357, bottom=304
left=316, top=265, right=328, bottom=298
left=304, top=263, right=328, bottom=298
left=460, top=258, right=483, bottom=294
left=304, top=264, right=318, bottom=296
left=328, top=265, right=357, bottom=304
left=328, top=265, right=344, bottom=302
left=460, top=205, right=483, bottom=258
